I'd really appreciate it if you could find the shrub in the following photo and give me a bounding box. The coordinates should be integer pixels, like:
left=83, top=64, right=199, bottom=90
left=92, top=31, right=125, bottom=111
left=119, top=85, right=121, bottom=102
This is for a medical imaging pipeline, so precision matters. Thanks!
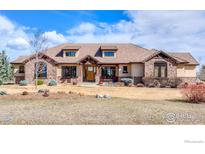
left=142, top=77, right=182, bottom=88
left=121, top=78, right=133, bottom=86
left=42, top=90, right=49, bottom=97
left=148, top=83, right=155, bottom=88
left=136, top=83, right=144, bottom=87
left=19, top=80, right=28, bottom=86
left=0, top=80, right=3, bottom=85
left=22, top=91, right=29, bottom=95
left=37, top=80, right=44, bottom=85
left=178, top=82, right=189, bottom=88
left=181, top=84, right=205, bottom=103
left=48, top=79, right=57, bottom=86
left=167, top=78, right=182, bottom=88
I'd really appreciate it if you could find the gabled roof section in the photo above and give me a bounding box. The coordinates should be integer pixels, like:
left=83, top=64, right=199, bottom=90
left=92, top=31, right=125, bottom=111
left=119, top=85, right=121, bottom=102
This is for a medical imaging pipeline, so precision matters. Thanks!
left=143, top=50, right=181, bottom=63
left=11, top=43, right=199, bottom=65
left=78, top=55, right=100, bottom=64
left=11, top=52, right=58, bottom=64
left=11, top=56, right=30, bottom=64
left=100, top=45, right=118, bottom=50
left=62, top=46, right=81, bottom=50
left=168, top=52, right=199, bottom=65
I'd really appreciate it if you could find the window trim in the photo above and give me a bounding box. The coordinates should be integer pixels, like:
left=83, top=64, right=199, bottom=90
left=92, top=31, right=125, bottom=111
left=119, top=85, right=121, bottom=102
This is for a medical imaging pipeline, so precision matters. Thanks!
left=101, top=66, right=116, bottom=79
left=61, top=66, right=77, bottom=79
left=19, top=65, right=25, bottom=73
left=154, top=62, right=167, bottom=78
left=122, top=66, right=128, bottom=73
left=65, top=51, right=77, bottom=57
left=103, top=51, right=115, bottom=57
left=35, top=62, right=47, bottom=79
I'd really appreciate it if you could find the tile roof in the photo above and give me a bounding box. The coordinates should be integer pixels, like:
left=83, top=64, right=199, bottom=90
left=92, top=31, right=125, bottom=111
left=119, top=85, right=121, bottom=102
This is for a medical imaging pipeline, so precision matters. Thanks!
left=11, top=43, right=199, bottom=65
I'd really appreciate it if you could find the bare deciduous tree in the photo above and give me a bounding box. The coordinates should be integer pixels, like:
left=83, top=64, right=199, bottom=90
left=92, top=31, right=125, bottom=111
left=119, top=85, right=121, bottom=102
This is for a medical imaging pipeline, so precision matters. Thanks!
left=199, top=65, right=205, bottom=81
left=29, top=31, right=48, bottom=89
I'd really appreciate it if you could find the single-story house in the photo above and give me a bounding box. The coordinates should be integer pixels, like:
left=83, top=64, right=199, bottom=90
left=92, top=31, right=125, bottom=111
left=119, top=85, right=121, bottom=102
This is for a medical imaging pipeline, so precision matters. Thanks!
left=11, top=43, right=199, bottom=85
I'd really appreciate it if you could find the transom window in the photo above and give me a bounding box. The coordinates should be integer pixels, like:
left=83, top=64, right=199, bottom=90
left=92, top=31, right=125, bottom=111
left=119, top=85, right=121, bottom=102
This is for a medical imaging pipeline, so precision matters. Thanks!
left=122, top=66, right=128, bottom=73
left=154, top=62, right=167, bottom=78
left=19, top=65, right=25, bottom=73
left=65, top=51, right=76, bottom=57
left=101, top=66, right=116, bottom=79
left=35, top=62, right=47, bottom=78
left=103, top=51, right=115, bottom=57
left=62, top=66, right=77, bottom=78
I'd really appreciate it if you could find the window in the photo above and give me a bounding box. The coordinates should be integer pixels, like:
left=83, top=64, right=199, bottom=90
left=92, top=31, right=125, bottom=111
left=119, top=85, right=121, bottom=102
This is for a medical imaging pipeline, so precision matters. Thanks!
left=154, top=62, right=167, bottom=78
left=122, top=66, right=128, bottom=73
left=101, top=67, right=116, bottom=79
left=104, top=51, right=115, bottom=57
left=65, top=51, right=76, bottom=57
left=19, top=65, right=24, bottom=73
left=62, top=66, right=77, bottom=78
left=35, top=62, right=47, bottom=78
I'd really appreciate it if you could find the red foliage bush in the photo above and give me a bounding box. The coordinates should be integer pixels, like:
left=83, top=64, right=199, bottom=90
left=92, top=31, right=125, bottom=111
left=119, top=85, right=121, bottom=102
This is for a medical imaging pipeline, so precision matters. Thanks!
left=181, top=83, right=205, bottom=103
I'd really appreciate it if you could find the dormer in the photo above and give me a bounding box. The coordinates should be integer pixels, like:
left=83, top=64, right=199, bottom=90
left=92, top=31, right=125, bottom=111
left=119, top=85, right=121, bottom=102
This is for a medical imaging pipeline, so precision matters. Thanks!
left=62, top=46, right=80, bottom=57
left=100, top=46, right=118, bottom=58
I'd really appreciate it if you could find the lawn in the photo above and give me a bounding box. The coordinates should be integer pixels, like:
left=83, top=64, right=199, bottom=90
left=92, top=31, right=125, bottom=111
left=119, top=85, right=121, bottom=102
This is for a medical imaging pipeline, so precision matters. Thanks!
left=0, top=85, right=205, bottom=125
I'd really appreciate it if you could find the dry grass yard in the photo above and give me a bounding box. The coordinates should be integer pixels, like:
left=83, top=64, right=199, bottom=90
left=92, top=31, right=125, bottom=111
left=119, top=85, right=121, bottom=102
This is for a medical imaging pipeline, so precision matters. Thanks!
left=0, top=84, right=205, bottom=125
left=0, top=84, right=182, bottom=100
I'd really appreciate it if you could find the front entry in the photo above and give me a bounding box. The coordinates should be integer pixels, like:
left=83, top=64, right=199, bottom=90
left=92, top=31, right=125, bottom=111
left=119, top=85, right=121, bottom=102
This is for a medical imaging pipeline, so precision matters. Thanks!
left=84, top=65, right=96, bottom=82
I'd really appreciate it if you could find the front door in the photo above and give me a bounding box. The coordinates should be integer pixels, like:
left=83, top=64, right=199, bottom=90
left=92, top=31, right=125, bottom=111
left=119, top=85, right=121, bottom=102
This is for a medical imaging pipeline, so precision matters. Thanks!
left=85, top=65, right=96, bottom=82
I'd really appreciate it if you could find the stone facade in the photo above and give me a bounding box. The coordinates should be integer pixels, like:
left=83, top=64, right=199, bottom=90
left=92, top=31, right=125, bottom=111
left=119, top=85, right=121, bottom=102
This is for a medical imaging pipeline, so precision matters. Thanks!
left=144, top=54, right=177, bottom=78
left=179, top=77, right=197, bottom=83
left=24, top=57, right=57, bottom=84
left=14, top=53, right=196, bottom=85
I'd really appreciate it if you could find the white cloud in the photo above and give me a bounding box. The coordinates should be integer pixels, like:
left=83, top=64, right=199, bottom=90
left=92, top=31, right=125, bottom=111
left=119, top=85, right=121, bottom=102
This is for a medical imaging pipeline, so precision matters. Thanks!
left=1, top=11, right=205, bottom=65
left=44, top=31, right=67, bottom=46
left=0, top=14, right=30, bottom=59
left=6, top=37, right=30, bottom=50
left=68, top=22, right=96, bottom=35
left=66, top=11, right=205, bottom=64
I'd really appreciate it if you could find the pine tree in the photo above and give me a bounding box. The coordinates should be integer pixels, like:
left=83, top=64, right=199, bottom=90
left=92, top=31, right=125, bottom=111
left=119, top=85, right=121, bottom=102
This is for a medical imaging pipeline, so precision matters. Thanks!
left=0, top=50, right=14, bottom=84
left=199, top=65, right=205, bottom=81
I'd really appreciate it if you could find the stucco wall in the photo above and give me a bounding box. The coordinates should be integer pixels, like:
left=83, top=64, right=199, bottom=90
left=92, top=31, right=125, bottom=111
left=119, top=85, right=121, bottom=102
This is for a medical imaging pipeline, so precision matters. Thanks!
left=177, top=65, right=196, bottom=77
left=118, top=64, right=131, bottom=77
left=13, top=64, right=25, bottom=77
left=131, top=63, right=144, bottom=77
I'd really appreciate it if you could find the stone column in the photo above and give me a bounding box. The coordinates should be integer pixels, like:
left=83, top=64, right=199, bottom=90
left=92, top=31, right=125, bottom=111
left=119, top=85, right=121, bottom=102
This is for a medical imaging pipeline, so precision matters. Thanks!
left=95, top=65, right=101, bottom=84
left=77, top=64, right=83, bottom=83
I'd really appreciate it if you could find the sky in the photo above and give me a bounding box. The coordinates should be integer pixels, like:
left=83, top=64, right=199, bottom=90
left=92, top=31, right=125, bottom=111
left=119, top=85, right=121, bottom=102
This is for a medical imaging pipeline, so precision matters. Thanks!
left=0, top=10, right=205, bottom=65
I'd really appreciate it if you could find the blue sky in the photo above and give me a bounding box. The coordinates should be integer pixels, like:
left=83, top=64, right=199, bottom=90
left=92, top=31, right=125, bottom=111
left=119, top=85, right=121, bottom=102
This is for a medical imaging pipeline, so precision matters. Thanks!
left=0, top=10, right=204, bottom=65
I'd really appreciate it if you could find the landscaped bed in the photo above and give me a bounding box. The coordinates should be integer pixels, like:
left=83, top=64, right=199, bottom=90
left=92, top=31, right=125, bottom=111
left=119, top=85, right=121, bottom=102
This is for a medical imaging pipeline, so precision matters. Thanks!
left=0, top=84, right=182, bottom=100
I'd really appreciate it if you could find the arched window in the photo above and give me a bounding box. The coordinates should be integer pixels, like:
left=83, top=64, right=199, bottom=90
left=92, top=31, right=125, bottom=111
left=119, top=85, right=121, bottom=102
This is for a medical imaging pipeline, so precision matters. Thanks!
left=154, top=62, right=167, bottom=78
left=35, top=62, right=47, bottom=78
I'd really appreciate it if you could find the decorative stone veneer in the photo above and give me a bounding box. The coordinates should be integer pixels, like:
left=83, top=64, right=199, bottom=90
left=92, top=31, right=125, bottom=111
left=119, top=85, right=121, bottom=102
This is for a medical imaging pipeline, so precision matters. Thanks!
left=145, top=55, right=177, bottom=78
left=179, top=77, right=197, bottom=83
left=24, top=58, right=57, bottom=84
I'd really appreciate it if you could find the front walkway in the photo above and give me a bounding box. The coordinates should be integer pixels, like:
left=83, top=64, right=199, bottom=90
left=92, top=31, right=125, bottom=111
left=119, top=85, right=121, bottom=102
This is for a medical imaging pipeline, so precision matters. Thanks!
left=78, top=82, right=100, bottom=87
